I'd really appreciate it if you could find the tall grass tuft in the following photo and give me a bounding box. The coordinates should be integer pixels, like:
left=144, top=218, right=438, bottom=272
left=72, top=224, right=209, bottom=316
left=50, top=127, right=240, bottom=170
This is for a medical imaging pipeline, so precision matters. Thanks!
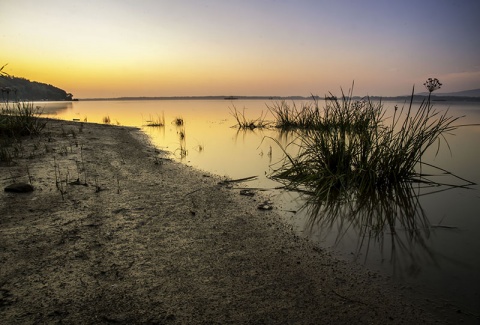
left=173, top=117, right=184, bottom=126
left=270, top=83, right=473, bottom=198
left=1, top=66, right=47, bottom=163
left=267, top=99, right=321, bottom=130
left=144, top=113, right=165, bottom=127
left=0, top=101, right=47, bottom=137
left=268, top=81, right=477, bottom=250
left=268, top=87, right=384, bottom=133
left=229, top=105, right=270, bottom=129
left=0, top=101, right=47, bottom=163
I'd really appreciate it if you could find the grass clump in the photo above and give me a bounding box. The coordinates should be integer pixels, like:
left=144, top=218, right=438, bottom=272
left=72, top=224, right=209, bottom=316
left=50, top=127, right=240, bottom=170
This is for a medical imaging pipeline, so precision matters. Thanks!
left=229, top=105, right=269, bottom=129
left=0, top=101, right=47, bottom=163
left=268, top=80, right=477, bottom=249
left=268, top=90, right=383, bottom=133
left=144, top=113, right=165, bottom=127
left=270, top=82, right=473, bottom=198
left=0, top=101, right=47, bottom=137
left=173, top=117, right=184, bottom=126
left=267, top=99, right=321, bottom=130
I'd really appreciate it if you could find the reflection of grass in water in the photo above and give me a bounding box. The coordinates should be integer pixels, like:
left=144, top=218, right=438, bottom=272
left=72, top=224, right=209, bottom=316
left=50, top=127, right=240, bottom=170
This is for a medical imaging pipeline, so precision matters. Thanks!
left=269, top=81, right=476, bottom=266
left=298, top=181, right=450, bottom=275
left=303, top=182, right=428, bottom=253
left=193, top=143, right=204, bottom=152
left=178, top=129, right=185, bottom=140
left=175, top=126, right=187, bottom=158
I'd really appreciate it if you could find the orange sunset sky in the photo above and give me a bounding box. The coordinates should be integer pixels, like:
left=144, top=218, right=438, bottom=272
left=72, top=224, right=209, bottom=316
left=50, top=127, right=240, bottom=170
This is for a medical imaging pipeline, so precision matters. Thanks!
left=2, top=0, right=480, bottom=98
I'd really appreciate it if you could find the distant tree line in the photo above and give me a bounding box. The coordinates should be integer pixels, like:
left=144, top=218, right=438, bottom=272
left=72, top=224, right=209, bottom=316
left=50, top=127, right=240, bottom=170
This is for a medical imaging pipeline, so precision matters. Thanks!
left=0, top=74, right=73, bottom=102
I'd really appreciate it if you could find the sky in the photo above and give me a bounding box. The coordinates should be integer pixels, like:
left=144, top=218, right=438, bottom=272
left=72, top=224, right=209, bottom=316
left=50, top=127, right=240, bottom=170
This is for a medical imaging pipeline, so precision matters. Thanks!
left=1, top=0, right=479, bottom=98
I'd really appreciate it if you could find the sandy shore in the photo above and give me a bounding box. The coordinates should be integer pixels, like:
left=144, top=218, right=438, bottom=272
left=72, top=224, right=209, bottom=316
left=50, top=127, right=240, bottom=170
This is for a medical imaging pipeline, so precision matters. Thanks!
left=0, top=119, right=463, bottom=324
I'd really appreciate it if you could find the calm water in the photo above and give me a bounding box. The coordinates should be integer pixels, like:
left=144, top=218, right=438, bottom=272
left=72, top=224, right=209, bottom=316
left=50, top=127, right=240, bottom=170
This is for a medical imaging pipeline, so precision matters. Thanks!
left=42, top=98, right=480, bottom=316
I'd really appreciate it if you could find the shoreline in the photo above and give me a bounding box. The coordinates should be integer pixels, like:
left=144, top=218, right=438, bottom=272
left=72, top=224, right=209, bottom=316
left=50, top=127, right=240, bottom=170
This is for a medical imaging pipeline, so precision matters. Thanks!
left=0, top=119, right=468, bottom=323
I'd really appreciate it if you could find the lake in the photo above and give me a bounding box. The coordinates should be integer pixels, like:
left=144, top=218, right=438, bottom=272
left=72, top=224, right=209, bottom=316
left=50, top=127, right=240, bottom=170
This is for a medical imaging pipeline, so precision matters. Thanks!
left=41, top=97, right=480, bottom=316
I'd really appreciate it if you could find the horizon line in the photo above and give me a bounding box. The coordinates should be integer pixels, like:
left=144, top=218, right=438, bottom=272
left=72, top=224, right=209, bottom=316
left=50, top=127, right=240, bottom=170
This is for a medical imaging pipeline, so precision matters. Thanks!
left=76, top=93, right=479, bottom=101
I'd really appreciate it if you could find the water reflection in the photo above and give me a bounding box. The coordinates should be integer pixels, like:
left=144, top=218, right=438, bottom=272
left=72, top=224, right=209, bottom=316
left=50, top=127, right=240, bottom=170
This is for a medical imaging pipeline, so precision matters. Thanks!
left=279, top=168, right=478, bottom=282
left=36, top=101, right=73, bottom=115
left=301, top=181, right=432, bottom=267
left=175, top=124, right=187, bottom=160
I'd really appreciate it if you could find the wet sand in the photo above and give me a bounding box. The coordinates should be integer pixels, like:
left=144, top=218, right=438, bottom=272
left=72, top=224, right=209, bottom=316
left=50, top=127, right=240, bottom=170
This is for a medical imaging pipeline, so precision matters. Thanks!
left=0, top=119, right=461, bottom=324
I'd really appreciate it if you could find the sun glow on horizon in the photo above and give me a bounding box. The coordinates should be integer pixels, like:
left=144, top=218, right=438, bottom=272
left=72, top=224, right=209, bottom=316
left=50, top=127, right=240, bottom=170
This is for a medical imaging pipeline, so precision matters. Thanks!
left=2, top=0, right=479, bottom=98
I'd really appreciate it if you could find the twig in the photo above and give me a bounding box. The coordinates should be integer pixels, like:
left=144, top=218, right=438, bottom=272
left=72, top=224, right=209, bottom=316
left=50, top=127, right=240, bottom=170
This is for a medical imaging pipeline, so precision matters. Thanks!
left=218, top=176, right=258, bottom=185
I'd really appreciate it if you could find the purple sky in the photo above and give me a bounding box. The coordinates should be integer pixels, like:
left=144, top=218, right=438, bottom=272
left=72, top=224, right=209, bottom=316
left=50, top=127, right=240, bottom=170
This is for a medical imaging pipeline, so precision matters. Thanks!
left=2, top=0, right=479, bottom=97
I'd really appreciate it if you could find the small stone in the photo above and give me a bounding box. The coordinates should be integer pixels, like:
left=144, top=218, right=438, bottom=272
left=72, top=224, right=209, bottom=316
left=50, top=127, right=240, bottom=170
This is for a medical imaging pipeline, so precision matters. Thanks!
left=4, top=183, right=34, bottom=193
left=257, top=201, right=273, bottom=210
left=240, top=189, right=255, bottom=196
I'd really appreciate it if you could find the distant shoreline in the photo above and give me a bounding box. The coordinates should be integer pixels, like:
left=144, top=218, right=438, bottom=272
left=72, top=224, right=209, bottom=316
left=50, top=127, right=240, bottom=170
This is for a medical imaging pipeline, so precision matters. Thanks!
left=76, top=95, right=480, bottom=102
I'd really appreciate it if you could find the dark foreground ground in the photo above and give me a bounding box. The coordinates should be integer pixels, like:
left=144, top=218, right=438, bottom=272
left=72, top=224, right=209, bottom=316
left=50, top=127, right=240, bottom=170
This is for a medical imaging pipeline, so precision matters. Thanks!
left=0, top=119, right=471, bottom=324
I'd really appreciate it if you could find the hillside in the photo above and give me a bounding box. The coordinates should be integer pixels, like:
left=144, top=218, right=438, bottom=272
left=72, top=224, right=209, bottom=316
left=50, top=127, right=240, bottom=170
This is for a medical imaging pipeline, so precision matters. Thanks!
left=434, top=88, right=480, bottom=97
left=417, top=88, right=480, bottom=97
left=0, top=76, right=72, bottom=101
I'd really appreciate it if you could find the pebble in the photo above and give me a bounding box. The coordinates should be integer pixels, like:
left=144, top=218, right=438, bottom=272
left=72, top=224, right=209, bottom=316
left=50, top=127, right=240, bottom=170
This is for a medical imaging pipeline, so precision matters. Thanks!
left=4, top=183, right=34, bottom=193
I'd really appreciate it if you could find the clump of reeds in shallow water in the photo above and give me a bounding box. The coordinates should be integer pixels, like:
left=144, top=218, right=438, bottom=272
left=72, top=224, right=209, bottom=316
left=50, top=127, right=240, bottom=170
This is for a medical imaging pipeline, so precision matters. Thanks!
left=268, top=89, right=384, bottom=133
left=173, top=117, right=184, bottom=126
left=144, top=113, right=165, bottom=127
left=270, top=81, right=474, bottom=198
left=267, top=100, right=322, bottom=130
left=229, top=105, right=270, bottom=129
left=268, top=80, right=478, bottom=260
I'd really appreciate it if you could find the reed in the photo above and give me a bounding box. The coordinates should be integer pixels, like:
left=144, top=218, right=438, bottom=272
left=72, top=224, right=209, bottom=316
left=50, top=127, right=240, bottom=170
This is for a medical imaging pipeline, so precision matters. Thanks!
left=268, top=88, right=383, bottom=133
left=173, top=117, right=184, bottom=126
left=229, top=105, right=270, bottom=129
left=0, top=101, right=47, bottom=136
left=144, top=113, right=165, bottom=127
left=270, top=83, right=473, bottom=198
left=267, top=99, right=321, bottom=130
left=268, top=81, right=477, bottom=255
